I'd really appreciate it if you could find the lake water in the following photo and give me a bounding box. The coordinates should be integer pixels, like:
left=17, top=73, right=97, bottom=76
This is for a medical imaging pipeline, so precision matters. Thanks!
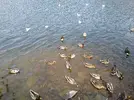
left=0, top=0, right=134, bottom=99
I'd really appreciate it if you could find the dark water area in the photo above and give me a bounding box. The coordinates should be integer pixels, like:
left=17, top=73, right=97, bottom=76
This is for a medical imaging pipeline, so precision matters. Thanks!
left=0, top=0, right=134, bottom=99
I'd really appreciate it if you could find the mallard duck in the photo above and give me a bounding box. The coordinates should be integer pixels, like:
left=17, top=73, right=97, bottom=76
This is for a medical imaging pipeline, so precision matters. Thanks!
left=30, top=89, right=42, bottom=100
left=66, top=61, right=71, bottom=70
left=65, top=76, right=77, bottom=85
left=124, top=47, right=130, bottom=58
left=90, top=78, right=106, bottom=90
left=100, top=78, right=114, bottom=94
left=83, top=32, right=87, bottom=39
left=130, top=28, right=134, bottom=32
left=111, top=66, right=124, bottom=80
left=106, top=82, right=113, bottom=94
left=9, top=68, right=20, bottom=74
left=61, top=36, right=64, bottom=42
left=78, top=43, right=84, bottom=48
left=111, top=65, right=117, bottom=76
left=84, top=63, right=96, bottom=68
left=59, top=53, right=67, bottom=58
left=68, top=54, right=76, bottom=59
left=83, top=54, right=93, bottom=59
left=45, top=60, right=56, bottom=65
left=100, top=59, right=109, bottom=65
left=64, top=90, right=78, bottom=100
left=116, top=70, right=124, bottom=80
left=58, top=46, right=67, bottom=50
left=117, top=91, right=127, bottom=100
left=90, top=73, right=101, bottom=80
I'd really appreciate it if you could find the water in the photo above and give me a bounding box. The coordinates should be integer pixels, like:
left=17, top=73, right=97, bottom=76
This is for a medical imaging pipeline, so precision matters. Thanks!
left=0, top=0, right=134, bottom=99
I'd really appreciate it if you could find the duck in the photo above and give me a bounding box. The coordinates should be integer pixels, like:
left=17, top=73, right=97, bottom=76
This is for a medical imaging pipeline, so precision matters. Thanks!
left=84, top=63, right=96, bottom=68
left=66, top=61, right=72, bottom=71
left=64, top=90, right=78, bottom=100
left=83, top=54, right=93, bottom=59
left=111, top=65, right=117, bottom=76
left=100, top=59, right=109, bottom=65
left=83, top=32, right=87, bottom=39
left=9, top=68, right=20, bottom=74
left=60, top=36, right=64, bottom=42
left=90, top=73, right=101, bottom=80
left=130, top=28, right=134, bottom=32
left=100, top=78, right=114, bottom=94
left=78, top=43, right=84, bottom=48
left=29, top=89, right=42, bottom=100
left=66, top=54, right=76, bottom=61
left=68, top=54, right=76, bottom=59
left=116, top=70, right=124, bottom=80
left=111, top=65, right=124, bottom=80
left=58, top=46, right=67, bottom=50
left=44, top=60, right=56, bottom=66
left=65, top=75, right=77, bottom=85
left=59, top=53, right=67, bottom=58
left=117, top=92, right=133, bottom=100
left=124, top=47, right=130, bottom=58
left=90, top=78, right=106, bottom=90
left=117, top=91, right=127, bottom=100
left=106, top=82, right=114, bottom=94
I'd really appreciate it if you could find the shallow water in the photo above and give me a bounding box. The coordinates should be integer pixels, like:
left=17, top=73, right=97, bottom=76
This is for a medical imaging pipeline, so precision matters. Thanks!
left=0, top=0, right=134, bottom=99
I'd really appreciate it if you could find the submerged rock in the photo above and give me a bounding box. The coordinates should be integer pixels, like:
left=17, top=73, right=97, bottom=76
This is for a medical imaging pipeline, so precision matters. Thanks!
left=26, top=76, right=38, bottom=88
left=85, top=92, right=108, bottom=100
left=0, top=84, right=6, bottom=94
left=63, top=90, right=78, bottom=100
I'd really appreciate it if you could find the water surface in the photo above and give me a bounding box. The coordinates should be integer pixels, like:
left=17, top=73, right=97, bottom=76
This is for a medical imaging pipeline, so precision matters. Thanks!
left=0, top=0, right=134, bottom=99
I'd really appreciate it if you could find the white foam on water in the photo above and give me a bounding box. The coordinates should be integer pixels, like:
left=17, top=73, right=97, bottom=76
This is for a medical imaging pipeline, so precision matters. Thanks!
left=58, top=4, right=61, bottom=7
left=86, top=3, right=89, bottom=6
left=102, top=5, right=105, bottom=9
left=77, top=13, right=81, bottom=17
left=78, top=20, right=82, bottom=24
left=45, top=25, right=49, bottom=28
left=26, top=28, right=31, bottom=32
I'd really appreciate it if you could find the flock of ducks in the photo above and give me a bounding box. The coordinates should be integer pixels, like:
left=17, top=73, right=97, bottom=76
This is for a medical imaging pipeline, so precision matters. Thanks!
left=130, top=28, right=134, bottom=32
left=7, top=31, right=133, bottom=100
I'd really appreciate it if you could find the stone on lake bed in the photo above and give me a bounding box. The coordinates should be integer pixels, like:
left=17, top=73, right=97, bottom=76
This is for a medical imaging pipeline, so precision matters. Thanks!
left=83, top=95, right=89, bottom=100
left=77, top=72, right=87, bottom=82
left=48, top=70, right=55, bottom=75
left=26, top=76, right=38, bottom=87
left=63, top=90, right=78, bottom=100
left=0, top=84, right=6, bottom=94
left=78, top=72, right=85, bottom=78
left=85, top=92, right=108, bottom=100
left=59, top=89, right=69, bottom=97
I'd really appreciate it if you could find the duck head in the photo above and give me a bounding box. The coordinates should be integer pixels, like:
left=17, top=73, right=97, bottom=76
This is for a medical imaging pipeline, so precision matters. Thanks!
left=125, top=47, right=130, bottom=54
left=82, top=44, right=84, bottom=48
left=37, top=95, right=42, bottom=100
left=119, top=74, right=124, bottom=80
left=60, top=36, right=64, bottom=42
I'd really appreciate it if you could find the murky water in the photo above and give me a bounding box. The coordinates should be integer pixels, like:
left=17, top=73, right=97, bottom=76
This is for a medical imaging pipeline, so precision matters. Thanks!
left=0, top=0, right=134, bottom=99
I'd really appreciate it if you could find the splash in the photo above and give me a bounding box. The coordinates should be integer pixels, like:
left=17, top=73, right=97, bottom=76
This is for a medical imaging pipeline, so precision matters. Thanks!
left=102, top=5, right=105, bottom=9
left=58, top=4, right=61, bottom=7
left=86, top=3, right=89, bottom=6
left=78, top=20, right=82, bottom=24
left=26, top=28, right=31, bottom=32
left=45, top=25, right=49, bottom=28
left=77, top=13, right=81, bottom=17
